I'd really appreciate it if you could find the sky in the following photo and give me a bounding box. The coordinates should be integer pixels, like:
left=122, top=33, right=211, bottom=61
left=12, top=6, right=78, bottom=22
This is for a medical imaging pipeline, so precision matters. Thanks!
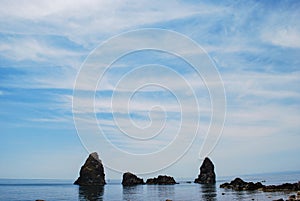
left=0, top=0, right=300, bottom=180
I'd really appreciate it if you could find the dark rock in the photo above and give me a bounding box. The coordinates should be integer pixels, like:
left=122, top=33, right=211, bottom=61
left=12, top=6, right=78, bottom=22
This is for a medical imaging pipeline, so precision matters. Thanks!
left=74, top=152, right=106, bottom=186
left=272, top=199, right=284, bottom=201
left=289, top=194, right=296, bottom=199
left=194, top=157, right=216, bottom=184
left=146, top=175, right=177, bottom=185
left=220, top=178, right=264, bottom=191
left=263, top=182, right=300, bottom=192
left=122, top=172, right=144, bottom=186
left=146, top=178, right=155, bottom=184
left=220, top=182, right=230, bottom=188
left=221, top=178, right=300, bottom=193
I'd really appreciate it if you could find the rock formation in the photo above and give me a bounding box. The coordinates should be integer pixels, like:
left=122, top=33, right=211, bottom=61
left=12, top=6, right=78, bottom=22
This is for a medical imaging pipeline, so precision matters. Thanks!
left=146, top=175, right=177, bottom=185
left=220, top=178, right=300, bottom=192
left=262, top=181, right=300, bottom=192
left=220, top=178, right=264, bottom=191
left=74, top=152, right=106, bottom=186
left=122, top=172, right=144, bottom=186
left=194, top=157, right=216, bottom=184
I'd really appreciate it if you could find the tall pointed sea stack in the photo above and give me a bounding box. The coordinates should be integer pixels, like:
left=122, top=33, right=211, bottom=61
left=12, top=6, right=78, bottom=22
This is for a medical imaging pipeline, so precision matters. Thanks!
left=194, top=157, right=216, bottom=184
left=74, top=152, right=106, bottom=186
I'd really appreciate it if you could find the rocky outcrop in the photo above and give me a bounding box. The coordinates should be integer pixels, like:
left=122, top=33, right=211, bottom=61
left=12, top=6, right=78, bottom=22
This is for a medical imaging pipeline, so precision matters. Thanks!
left=194, top=157, right=216, bottom=184
left=74, top=152, right=106, bottom=186
left=221, top=178, right=300, bottom=192
left=146, top=175, right=177, bottom=185
left=220, top=178, right=264, bottom=191
left=262, top=181, right=300, bottom=192
left=122, top=172, right=144, bottom=186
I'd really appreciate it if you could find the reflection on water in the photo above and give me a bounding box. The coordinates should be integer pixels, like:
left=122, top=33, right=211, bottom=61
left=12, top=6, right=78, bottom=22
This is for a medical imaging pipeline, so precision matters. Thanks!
left=200, top=184, right=217, bottom=201
left=122, top=185, right=145, bottom=200
left=78, top=185, right=104, bottom=201
left=157, top=185, right=175, bottom=199
left=231, top=189, right=260, bottom=201
left=122, top=185, right=175, bottom=200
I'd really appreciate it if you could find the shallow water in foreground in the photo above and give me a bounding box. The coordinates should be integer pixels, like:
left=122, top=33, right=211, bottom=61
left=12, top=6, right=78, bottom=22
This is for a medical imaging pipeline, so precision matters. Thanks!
left=0, top=172, right=299, bottom=201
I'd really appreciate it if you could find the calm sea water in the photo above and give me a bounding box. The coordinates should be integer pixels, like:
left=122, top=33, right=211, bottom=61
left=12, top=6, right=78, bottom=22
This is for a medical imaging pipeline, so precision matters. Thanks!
left=0, top=172, right=299, bottom=201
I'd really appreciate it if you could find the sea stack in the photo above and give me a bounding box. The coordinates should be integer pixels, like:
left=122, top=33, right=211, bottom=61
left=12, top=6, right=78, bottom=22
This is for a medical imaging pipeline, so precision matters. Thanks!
left=194, top=157, right=216, bottom=184
left=74, top=152, right=106, bottom=186
left=122, top=172, right=144, bottom=186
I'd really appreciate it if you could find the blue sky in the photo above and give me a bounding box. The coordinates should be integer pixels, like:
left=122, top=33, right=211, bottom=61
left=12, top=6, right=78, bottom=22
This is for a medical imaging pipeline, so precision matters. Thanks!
left=0, top=0, right=300, bottom=179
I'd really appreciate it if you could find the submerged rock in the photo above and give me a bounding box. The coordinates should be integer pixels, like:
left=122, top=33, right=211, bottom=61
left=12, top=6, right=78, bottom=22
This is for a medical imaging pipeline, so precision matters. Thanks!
left=194, top=157, right=216, bottom=184
left=74, top=152, right=106, bottom=186
left=122, top=172, right=144, bottom=186
left=146, top=175, right=177, bottom=185
left=220, top=178, right=264, bottom=191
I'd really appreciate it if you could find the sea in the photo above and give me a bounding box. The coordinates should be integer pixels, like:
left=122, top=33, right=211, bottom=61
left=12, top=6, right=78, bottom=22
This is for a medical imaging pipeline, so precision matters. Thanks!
left=0, top=171, right=299, bottom=201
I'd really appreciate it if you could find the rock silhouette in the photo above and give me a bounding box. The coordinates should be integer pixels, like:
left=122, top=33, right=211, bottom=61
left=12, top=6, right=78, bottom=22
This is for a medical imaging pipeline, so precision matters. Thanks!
left=220, top=178, right=264, bottom=191
left=220, top=178, right=300, bottom=192
left=194, top=157, right=216, bottom=184
left=146, top=175, right=177, bottom=185
left=74, top=152, right=106, bottom=186
left=262, top=181, right=300, bottom=192
left=122, top=172, right=144, bottom=186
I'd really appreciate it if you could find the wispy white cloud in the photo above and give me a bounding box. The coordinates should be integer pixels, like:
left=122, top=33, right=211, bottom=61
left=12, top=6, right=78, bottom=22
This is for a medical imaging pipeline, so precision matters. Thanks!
left=262, top=27, right=300, bottom=48
left=0, top=36, right=84, bottom=64
left=224, top=104, right=300, bottom=137
left=259, top=3, right=300, bottom=48
left=0, top=0, right=224, bottom=46
left=224, top=72, right=300, bottom=100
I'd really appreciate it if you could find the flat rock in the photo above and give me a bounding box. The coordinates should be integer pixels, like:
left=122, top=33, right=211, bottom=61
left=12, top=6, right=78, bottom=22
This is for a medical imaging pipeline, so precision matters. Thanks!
left=263, top=181, right=300, bottom=192
left=194, top=157, right=216, bottom=184
left=221, top=178, right=300, bottom=193
left=220, top=178, right=264, bottom=191
left=146, top=175, right=177, bottom=185
left=74, top=152, right=106, bottom=186
left=122, top=172, right=144, bottom=186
